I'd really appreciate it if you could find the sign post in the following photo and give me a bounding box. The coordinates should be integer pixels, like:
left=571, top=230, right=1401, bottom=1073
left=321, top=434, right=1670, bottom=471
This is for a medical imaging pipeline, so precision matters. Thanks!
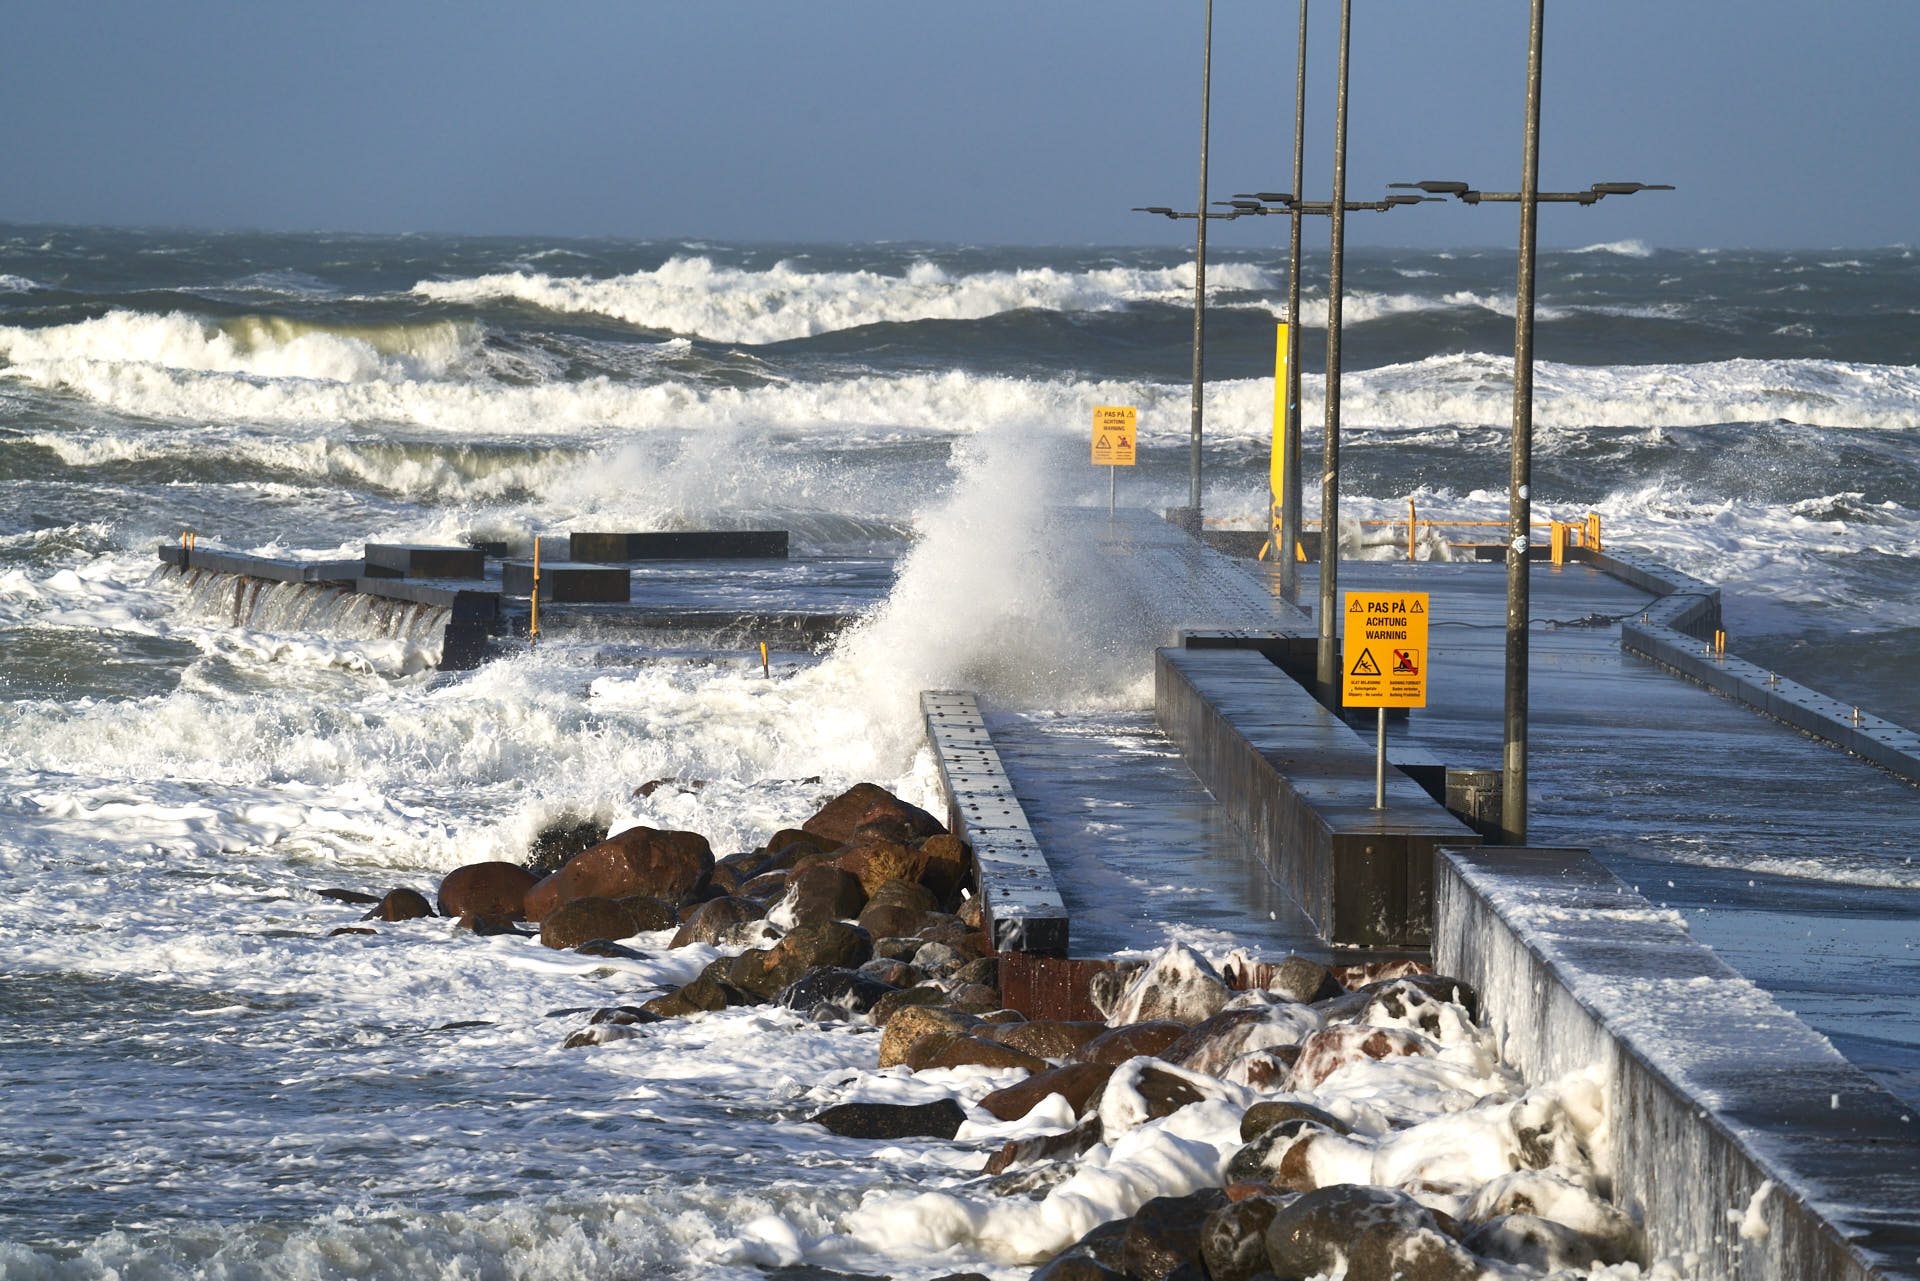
left=1092, top=406, right=1138, bottom=517
left=1341, top=590, right=1429, bottom=808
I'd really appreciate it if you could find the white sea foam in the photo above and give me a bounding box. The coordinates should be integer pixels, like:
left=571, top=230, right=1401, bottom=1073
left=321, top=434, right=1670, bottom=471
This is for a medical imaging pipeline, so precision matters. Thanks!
left=0, top=273, right=41, bottom=292
left=412, top=256, right=1279, bottom=343
left=1568, top=239, right=1656, bottom=258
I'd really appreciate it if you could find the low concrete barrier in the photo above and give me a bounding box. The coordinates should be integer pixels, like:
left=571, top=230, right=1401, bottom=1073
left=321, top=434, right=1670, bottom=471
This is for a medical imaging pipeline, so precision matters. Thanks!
left=1436, top=845, right=1920, bottom=1281
left=920, top=691, right=1069, bottom=956
left=1155, top=646, right=1479, bottom=949
left=1587, top=548, right=1920, bottom=784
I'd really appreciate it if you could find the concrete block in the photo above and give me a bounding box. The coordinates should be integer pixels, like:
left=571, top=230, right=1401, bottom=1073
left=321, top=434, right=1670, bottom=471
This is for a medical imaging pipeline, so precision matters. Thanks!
left=500, top=561, right=631, bottom=603
left=364, top=544, right=485, bottom=580
left=569, top=530, right=789, bottom=561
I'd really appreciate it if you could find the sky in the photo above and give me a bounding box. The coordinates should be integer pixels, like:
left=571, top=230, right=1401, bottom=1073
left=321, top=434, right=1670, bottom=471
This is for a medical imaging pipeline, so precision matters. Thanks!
left=2, top=0, right=1915, bottom=250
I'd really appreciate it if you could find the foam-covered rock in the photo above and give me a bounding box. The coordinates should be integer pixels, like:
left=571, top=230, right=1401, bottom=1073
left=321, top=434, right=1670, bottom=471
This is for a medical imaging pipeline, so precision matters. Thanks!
left=1159, top=1002, right=1324, bottom=1077
left=1264, top=1184, right=1475, bottom=1281
left=1072, top=1020, right=1189, bottom=1065
left=1104, top=944, right=1232, bottom=1027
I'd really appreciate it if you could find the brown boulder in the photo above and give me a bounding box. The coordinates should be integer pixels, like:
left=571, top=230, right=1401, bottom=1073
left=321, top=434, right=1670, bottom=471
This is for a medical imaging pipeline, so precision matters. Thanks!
left=836, top=842, right=926, bottom=895
left=642, top=972, right=751, bottom=1017
left=758, top=827, right=836, bottom=862
left=982, top=1019, right=1107, bottom=1061
left=1159, top=1004, right=1323, bottom=1077
left=774, top=863, right=867, bottom=926
left=522, top=827, right=713, bottom=921
left=539, top=896, right=639, bottom=950
left=615, top=895, right=677, bottom=932
left=1072, top=1020, right=1189, bottom=1065
left=740, top=870, right=790, bottom=902
left=869, top=985, right=950, bottom=1025
left=437, top=861, right=537, bottom=920
left=943, top=982, right=1003, bottom=1014
left=1240, top=1099, right=1353, bottom=1142
left=918, top=1035, right=1047, bottom=1075
left=669, top=895, right=767, bottom=947
left=365, top=888, right=433, bottom=921
left=983, top=1116, right=1104, bottom=1175
left=1122, top=1188, right=1229, bottom=1281
left=867, top=878, right=939, bottom=913
left=878, top=1004, right=979, bottom=1068
left=1201, top=1195, right=1293, bottom=1281
left=858, top=902, right=929, bottom=938
left=917, top=833, right=973, bottom=903
left=1289, top=1025, right=1439, bottom=1091
left=801, top=783, right=944, bottom=846
left=978, top=1062, right=1115, bottom=1121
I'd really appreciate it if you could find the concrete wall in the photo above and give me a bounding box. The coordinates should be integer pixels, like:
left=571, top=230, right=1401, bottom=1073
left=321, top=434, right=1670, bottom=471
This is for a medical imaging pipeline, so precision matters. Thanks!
left=1436, top=846, right=1920, bottom=1281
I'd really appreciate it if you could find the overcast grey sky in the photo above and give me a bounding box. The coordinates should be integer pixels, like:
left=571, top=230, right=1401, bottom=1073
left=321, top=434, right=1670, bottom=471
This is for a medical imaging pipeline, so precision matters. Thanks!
left=3, top=1, right=1914, bottom=249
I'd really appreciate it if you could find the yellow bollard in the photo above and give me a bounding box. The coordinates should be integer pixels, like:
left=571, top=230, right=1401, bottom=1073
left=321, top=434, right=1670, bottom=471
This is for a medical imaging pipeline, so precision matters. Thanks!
left=760, top=641, right=770, bottom=679
left=1407, top=497, right=1417, bottom=562
left=1551, top=521, right=1567, bottom=566
left=530, top=536, right=540, bottom=650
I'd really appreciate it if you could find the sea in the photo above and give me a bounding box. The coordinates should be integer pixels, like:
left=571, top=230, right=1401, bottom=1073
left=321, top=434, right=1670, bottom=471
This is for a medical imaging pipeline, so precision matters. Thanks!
left=1, top=225, right=1916, bottom=1280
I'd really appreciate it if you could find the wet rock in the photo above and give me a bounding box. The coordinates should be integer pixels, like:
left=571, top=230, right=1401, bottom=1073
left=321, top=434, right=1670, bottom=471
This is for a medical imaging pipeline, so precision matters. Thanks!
left=1318, top=973, right=1480, bottom=1025
left=945, top=982, right=1002, bottom=1014
left=917, top=833, right=973, bottom=904
left=957, top=894, right=986, bottom=930
left=589, top=1005, right=664, bottom=1026
left=878, top=1004, right=980, bottom=1068
left=1330, top=957, right=1432, bottom=990
left=770, top=863, right=867, bottom=929
left=1031, top=1218, right=1130, bottom=1278
left=867, top=878, right=939, bottom=913
left=739, top=870, right=791, bottom=902
left=837, top=842, right=926, bottom=896
left=708, top=850, right=768, bottom=895
left=1461, top=1169, right=1639, bottom=1265
left=982, top=1019, right=1106, bottom=1061
left=858, top=957, right=920, bottom=987
left=1122, top=1188, right=1228, bottom=1281
left=874, top=936, right=929, bottom=962
left=1028, top=1257, right=1124, bottom=1281
left=438, top=861, right=539, bottom=919
left=857, top=902, right=930, bottom=939
left=776, top=967, right=896, bottom=1020
left=1220, top=1047, right=1301, bottom=1090
left=1463, top=1214, right=1607, bottom=1272
left=869, top=984, right=951, bottom=1025
left=979, top=1062, right=1115, bottom=1122
left=524, top=817, right=609, bottom=875
left=615, top=894, right=678, bottom=933
left=952, top=955, right=998, bottom=988
left=522, top=826, right=713, bottom=921
left=365, top=888, right=433, bottom=922
left=983, top=1116, right=1104, bottom=1175
left=562, top=1025, right=645, bottom=1049
left=1266, top=1184, right=1478, bottom=1281
left=919, top=1035, right=1047, bottom=1074
left=1159, top=1003, right=1324, bottom=1077
left=571, top=938, right=644, bottom=960
left=1201, top=1195, right=1292, bottom=1281
left=801, top=782, right=944, bottom=846
left=454, top=912, right=526, bottom=936
left=809, top=1098, right=965, bottom=1141
left=1288, top=1025, right=1441, bottom=1091
left=1241, top=1099, right=1354, bottom=1143
left=912, top=940, right=968, bottom=978
left=1093, top=1061, right=1214, bottom=1137
left=1225, top=953, right=1346, bottom=1004
left=642, top=972, right=753, bottom=1017
left=327, top=926, right=377, bottom=937
left=771, top=919, right=872, bottom=975
left=1071, top=1020, right=1188, bottom=1065
left=1103, top=944, right=1231, bottom=1027
left=316, top=887, right=381, bottom=904
left=539, top=896, right=639, bottom=950
left=669, top=894, right=766, bottom=947
left=758, top=826, right=837, bottom=861
left=1225, top=1119, right=1345, bottom=1190
left=981, top=1162, right=1078, bottom=1200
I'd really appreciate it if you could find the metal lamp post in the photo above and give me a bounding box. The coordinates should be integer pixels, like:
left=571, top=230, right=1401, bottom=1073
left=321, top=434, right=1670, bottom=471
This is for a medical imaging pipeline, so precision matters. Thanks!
left=1389, top=3, right=1670, bottom=844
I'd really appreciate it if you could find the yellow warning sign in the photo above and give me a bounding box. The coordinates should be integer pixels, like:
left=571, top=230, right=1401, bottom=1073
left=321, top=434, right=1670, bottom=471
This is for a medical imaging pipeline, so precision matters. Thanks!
left=1342, top=591, right=1429, bottom=707
left=1092, top=406, right=1137, bottom=466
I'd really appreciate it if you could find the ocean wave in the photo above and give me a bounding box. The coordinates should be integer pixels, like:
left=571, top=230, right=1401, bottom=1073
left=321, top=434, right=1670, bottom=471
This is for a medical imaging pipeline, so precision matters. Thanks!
left=0, top=274, right=40, bottom=293
left=1567, top=239, right=1655, bottom=258
left=0, top=309, right=479, bottom=384
left=412, top=255, right=1279, bottom=343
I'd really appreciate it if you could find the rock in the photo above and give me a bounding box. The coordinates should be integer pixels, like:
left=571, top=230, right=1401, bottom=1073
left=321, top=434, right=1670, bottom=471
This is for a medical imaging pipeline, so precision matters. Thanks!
left=525, top=817, right=609, bottom=875
left=878, top=1004, right=980, bottom=1068
left=858, top=902, right=930, bottom=939
left=1104, top=944, right=1231, bottom=1027
left=801, top=783, right=944, bottom=846
left=1221, top=1047, right=1301, bottom=1090
left=873, top=936, right=926, bottom=962
left=769, top=863, right=867, bottom=929
left=1463, top=1215, right=1609, bottom=1272
left=983, top=1117, right=1103, bottom=1175
left=1224, top=953, right=1346, bottom=1004
left=589, top=1005, right=664, bottom=1026
left=364, top=888, right=433, bottom=921
left=1158, top=1003, right=1324, bottom=1076
left=1093, top=1061, right=1215, bottom=1138
left=539, top=896, right=639, bottom=950
left=1318, top=974, right=1480, bottom=1025
left=953, top=955, right=999, bottom=988
left=982, top=1163, right=1079, bottom=1200
left=1032, top=1218, right=1131, bottom=1278
left=957, top=894, right=986, bottom=930
left=739, top=870, right=791, bottom=902
left=758, top=826, right=837, bottom=861
left=1122, top=1188, right=1229, bottom=1281
left=982, top=1019, right=1106, bottom=1061
left=1071, top=1020, right=1189, bottom=1065
left=1329, top=957, right=1432, bottom=990
left=912, top=940, right=968, bottom=977
left=316, top=887, right=381, bottom=904
left=776, top=967, right=897, bottom=1020
left=615, top=894, right=677, bottom=932
left=917, top=833, right=973, bottom=904
left=571, top=939, right=643, bottom=959
left=1087, top=965, right=1144, bottom=1019
left=1241, top=1099, right=1354, bottom=1143
left=563, top=1025, right=645, bottom=1048
left=945, top=982, right=1003, bottom=1013
left=455, top=912, right=528, bottom=936
left=869, top=985, right=951, bottom=1026
left=772, top=919, right=872, bottom=973
left=1201, top=1195, right=1292, bottom=1281
left=920, top=1036, right=1048, bottom=1074
left=708, top=850, right=768, bottom=895
left=809, top=1098, right=965, bottom=1140
left=837, top=842, right=926, bottom=895
left=438, top=861, right=538, bottom=919
left=327, top=926, right=377, bottom=937
left=1028, top=1257, right=1124, bottom=1281
left=522, top=826, right=713, bottom=921
left=1288, top=1025, right=1441, bottom=1091
left=979, top=1062, right=1115, bottom=1121
left=669, top=895, right=766, bottom=947
left=1266, top=1184, right=1478, bottom=1281
left=867, top=878, right=939, bottom=912
left=1461, top=1170, right=1639, bottom=1265
left=1225, top=1120, right=1344, bottom=1190
left=642, top=972, right=754, bottom=1017
left=859, top=958, right=920, bottom=987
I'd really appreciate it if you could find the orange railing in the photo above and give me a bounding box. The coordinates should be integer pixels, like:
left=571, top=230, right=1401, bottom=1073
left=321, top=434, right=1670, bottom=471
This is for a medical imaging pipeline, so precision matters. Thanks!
left=1222, top=505, right=1603, bottom=564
